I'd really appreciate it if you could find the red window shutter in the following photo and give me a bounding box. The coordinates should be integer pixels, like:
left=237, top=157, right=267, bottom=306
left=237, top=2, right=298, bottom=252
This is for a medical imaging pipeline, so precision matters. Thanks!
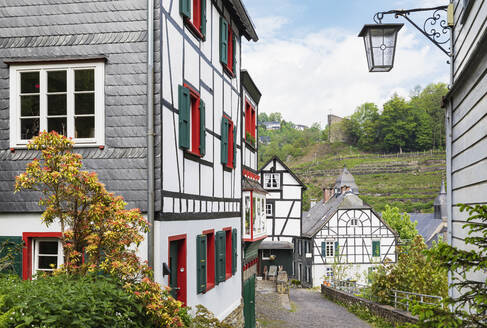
left=193, top=0, right=201, bottom=32
left=191, top=98, right=201, bottom=155
left=225, top=230, right=232, bottom=279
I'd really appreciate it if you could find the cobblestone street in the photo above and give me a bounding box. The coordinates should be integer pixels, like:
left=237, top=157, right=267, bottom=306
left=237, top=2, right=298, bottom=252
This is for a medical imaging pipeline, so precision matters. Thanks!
left=256, top=280, right=371, bottom=328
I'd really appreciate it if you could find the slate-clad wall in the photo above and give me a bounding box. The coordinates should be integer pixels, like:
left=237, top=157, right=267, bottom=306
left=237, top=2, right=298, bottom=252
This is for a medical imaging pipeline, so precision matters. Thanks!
left=0, top=0, right=161, bottom=212
left=447, top=0, right=487, bottom=299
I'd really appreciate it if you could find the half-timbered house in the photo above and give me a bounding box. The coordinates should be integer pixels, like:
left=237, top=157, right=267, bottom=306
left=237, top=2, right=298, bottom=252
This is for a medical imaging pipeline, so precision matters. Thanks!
left=258, top=156, right=305, bottom=277
left=240, top=70, right=265, bottom=328
left=444, top=0, right=487, bottom=304
left=0, top=0, right=259, bottom=323
left=296, top=168, right=398, bottom=287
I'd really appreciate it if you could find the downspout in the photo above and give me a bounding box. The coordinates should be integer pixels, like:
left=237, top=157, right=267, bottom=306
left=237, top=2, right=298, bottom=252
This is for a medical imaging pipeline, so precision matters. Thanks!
left=147, top=0, right=155, bottom=269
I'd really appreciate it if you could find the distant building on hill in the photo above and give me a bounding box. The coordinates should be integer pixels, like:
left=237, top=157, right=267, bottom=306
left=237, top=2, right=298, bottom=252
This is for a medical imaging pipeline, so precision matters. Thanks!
left=259, top=136, right=271, bottom=144
left=292, top=124, right=308, bottom=131
left=261, top=121, right=281, bottom=130
left=408, top=180, right=448, bottom=247
left=328, top=114, right=348, bottom=143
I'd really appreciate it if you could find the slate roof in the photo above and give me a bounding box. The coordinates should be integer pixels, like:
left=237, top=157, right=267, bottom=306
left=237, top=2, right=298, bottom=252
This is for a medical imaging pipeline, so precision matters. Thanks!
left=229, top=0, right=258, bottom=41
left=335, top=167, right=359, bottom=194
left=302, top=193, right=380, bottom=238
left=259, top=240, right=293, bottom=250
left=409, top=213, right=446, bottom=246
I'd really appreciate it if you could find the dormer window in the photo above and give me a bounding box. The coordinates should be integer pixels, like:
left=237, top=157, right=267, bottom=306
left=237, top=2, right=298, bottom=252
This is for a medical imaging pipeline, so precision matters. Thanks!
left=264, top=173, right=280, bottom=189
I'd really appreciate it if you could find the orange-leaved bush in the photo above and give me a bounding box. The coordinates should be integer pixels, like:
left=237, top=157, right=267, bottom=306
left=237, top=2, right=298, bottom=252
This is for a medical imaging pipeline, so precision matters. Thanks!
left=15, top=131, right=186, bottom=327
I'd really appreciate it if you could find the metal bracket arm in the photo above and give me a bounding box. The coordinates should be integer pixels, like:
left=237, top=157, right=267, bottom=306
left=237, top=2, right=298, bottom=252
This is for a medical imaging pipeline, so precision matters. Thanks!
left=373, top=6, right=451, bottom=56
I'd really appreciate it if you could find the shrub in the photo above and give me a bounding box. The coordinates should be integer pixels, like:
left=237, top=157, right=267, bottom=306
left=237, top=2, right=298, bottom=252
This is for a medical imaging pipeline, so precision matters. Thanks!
left=0, top=274, right=153, bottom=328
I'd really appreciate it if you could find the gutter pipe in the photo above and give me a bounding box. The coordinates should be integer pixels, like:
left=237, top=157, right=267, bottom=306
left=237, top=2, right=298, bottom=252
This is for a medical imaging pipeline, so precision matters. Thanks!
left=147, top=0, right=155, bottom=269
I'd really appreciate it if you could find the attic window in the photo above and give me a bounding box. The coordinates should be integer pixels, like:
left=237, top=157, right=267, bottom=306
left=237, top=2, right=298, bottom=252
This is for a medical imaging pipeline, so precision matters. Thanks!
left=350, top=219, right=358, bottom=226
left=264, top=173, right=280, bottom=189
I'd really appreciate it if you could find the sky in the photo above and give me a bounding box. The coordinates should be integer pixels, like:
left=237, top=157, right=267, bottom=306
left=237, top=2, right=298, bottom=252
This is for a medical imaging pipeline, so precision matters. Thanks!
left=240, top=0, right=450, bottom=127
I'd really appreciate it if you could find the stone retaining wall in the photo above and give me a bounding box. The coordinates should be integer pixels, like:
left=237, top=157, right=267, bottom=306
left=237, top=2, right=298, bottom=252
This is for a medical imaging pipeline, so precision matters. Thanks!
left=222, top=302, right=244, bottom=328
left=321, top=284, right=418, bottom=325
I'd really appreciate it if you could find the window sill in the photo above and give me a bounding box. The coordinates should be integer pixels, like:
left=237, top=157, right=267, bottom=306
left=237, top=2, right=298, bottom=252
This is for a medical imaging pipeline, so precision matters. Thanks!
left=222, top=64, right=235, bottom=78
left=10, top=142, right=104, bottom=150
left=244, top=139, right=256, bottom=151
left=206, top=282, right=215, bottom=292
left=187, top=150, right=202, bottom=158
left=184, top=19, right=205, bottom=41
left=225, top=273, right=232, bottom=280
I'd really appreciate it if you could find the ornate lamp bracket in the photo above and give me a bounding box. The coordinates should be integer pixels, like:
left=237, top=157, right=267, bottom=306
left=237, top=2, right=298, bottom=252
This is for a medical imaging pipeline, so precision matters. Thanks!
left=373, top=6, right=452, bottom=56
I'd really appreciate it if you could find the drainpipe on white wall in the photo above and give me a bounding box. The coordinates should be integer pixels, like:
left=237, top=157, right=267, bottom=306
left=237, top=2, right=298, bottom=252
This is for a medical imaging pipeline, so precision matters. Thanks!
left=147, top=0, right=155, bottom=269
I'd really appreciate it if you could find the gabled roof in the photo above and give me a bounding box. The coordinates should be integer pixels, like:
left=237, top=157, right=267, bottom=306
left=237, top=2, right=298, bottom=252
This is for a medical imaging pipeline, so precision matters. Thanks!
left=260, top=156, right=306, bottom=189
left=228, top=0, right=258, bottom=41
left=409, top=213, right=446, bottom=247
left=335, top=167, right=359, bottom=194
left=259, top=240, right=293, bottom=250
left=242, top=177, right=268, bottom=194
left=302, top=193, right=396, bottom=238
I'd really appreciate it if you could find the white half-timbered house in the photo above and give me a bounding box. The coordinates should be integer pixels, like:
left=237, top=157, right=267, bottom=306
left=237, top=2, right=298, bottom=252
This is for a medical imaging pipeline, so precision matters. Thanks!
left=0, top=0, right=259, bottom=323
left=258, top=156, right=305, bottom=276
left=260, top=156, right=306, bottom=242
left=240, top=70, right=265, bottom=328
left=296, top=168, right=398, bottom=287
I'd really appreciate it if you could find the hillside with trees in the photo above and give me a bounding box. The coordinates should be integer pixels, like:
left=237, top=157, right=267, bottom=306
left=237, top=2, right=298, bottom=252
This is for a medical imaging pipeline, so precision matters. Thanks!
left=258, top=83, right=448, bottom=213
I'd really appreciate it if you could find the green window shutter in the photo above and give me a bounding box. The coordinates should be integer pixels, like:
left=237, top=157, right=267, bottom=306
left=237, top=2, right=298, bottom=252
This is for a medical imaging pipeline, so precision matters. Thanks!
left=233, top=125, right=237, bottom=167
left=232, top=34, right=237, bottom=73
left=196, top=235, right=207, bottom=294
left=321, top=242, right=326, bottom=257
left=334, top=241, right=339, bottom=258
left=221, top=117, right=228, bottom=165
left=179, top=0, right=191, bottom=18
left=178, top=85, right=191, bottom=150
left=199, top=100, right=206, bottom=156
left=216, top=231, right=226, bottom=283
left=201, top=0, right=207, bottom=38
left=220, top=17, right=228, bottom=65
left=232, top=229, right=237, bottom=275
left=372, top=241, right=380, bottom=257
left=0, top=236, right=23, bottom=278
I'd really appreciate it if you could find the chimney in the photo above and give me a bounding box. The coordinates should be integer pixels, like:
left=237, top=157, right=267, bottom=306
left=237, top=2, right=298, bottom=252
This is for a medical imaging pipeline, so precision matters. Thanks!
left=323, top=188, right=330, bottom=203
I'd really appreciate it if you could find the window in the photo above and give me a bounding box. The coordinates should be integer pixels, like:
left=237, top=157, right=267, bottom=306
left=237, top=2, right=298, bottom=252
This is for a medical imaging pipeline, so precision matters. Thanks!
left=180, top=0, right=207, bottom=39
left=220, top=17, right=236, bottom=76
left=33, top=239, right=63, bottom=276
left=263, top=173, right=280, bottom=189
left=262, top=249, right=271, bottom=260
left=244, top=195, right=251, bottom=236
left=326, top=267, right=334, bottom=278
left=221, top=115, right=235, bottom=168
left=203, top=231, right=215, bottom=291
left=9, top=62, right=105, bottom=147
left=322, top=241, right=336, bottom=257
left=372, top=240, right=380, bottom=257
left=266, top=203, right=273, bottom=216
left=179, top=84, right=206, bottom=157
left=225, top=229, right=232, bottom=279
left=298, top=240, right=302, bottom=256
left=350, top=218, right=358, bottom=226
left=245, top=100, right=256, bottom=145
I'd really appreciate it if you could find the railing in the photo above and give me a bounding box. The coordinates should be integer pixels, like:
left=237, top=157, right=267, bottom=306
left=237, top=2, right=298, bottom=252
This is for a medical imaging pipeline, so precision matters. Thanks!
left=391, top=290, right=443, bottom=312
left=329, top=280, right=442, bottom=312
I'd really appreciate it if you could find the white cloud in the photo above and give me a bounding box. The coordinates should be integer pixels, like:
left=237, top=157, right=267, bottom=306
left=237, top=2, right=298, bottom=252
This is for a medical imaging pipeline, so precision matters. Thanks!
left=242, top=23, right=448, bottom=127
left=253, top=16, right=289, bottom=39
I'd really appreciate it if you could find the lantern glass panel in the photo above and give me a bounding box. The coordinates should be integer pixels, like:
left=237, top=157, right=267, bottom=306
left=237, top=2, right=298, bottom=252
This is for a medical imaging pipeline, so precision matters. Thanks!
left=359, top=24, right=403, bottom=72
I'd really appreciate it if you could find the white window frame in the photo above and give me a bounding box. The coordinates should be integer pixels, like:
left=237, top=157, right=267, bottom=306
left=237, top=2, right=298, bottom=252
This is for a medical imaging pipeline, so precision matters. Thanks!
left=266, top=203, right=273, bottom=216
left=9, top=61, right=105, bottom=148
left=32, top=238, right=63, bottom=275
left=350, top=218, right=358, bottom=226
left=264, top=173, right=280, bottom=189
left=325, top=240, right=334, bottom=258
left=262, top=249, right=271, bottom=260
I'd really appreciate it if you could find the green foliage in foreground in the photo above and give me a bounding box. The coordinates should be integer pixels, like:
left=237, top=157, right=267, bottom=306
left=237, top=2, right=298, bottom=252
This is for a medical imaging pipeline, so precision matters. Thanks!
left=405, top=204, right=487, bottom=328
left=370, top=235, right=448, bottom=305
left=0, top=274, right=153, bottom=328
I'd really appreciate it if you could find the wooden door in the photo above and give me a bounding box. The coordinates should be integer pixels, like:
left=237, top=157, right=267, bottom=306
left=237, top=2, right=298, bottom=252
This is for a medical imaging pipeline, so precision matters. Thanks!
left=168, top=236, right=187, bottom=305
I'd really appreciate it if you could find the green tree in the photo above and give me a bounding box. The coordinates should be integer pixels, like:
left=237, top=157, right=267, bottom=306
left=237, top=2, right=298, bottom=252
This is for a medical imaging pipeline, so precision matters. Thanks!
left=268, top=112, right=282, bottom=122
left=381, top=205, right=418, bottom=243
left=409, top=204, right=487, bottom=327
left=258, top=112, right=268, bottom=123
left=371, top=235, right=448, bottom=304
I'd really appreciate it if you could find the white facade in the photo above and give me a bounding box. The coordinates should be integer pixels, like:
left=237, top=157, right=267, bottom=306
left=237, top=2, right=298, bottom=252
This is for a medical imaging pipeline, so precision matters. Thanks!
left=311, top=207, right=397, bottom=286
left=261, top=157, right=305, bottom=243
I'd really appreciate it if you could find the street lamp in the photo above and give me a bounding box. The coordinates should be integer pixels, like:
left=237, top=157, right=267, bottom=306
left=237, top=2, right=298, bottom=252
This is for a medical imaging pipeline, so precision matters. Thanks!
left=358, top=24, right=403, bottom=72
left=359, top=5, right=453, bottom=72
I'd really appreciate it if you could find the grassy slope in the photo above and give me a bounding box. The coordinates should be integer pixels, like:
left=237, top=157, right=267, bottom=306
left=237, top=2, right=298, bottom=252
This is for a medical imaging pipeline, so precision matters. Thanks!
left=285, top=142, right=446, bottom=213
